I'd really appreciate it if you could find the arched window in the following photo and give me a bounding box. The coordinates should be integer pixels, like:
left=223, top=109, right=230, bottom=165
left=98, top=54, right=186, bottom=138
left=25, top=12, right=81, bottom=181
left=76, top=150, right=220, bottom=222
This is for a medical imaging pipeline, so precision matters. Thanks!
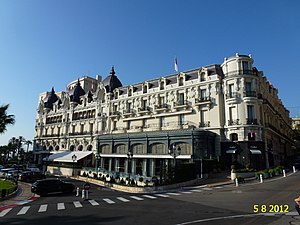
left=77, top=145, right=83, bottom=151
left=248, top=132, right=256, bottom=141
left=230, top=133, right=238, bottom=141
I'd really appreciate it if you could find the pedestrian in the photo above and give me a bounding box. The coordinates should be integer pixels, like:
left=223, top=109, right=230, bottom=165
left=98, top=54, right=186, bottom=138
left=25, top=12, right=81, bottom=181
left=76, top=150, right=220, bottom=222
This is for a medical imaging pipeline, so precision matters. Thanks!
left=295, top=196, right=300, bottom=215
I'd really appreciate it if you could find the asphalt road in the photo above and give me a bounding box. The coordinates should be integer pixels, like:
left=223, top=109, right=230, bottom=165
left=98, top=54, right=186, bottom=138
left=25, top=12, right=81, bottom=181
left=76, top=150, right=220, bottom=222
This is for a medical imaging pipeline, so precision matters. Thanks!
left=1, top=173, right=300, bottom=225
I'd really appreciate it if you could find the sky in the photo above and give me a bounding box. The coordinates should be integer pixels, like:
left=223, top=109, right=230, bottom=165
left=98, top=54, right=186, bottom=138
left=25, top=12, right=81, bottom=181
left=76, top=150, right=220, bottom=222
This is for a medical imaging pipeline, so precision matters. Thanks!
left=0, top=0, right=299, bottom=146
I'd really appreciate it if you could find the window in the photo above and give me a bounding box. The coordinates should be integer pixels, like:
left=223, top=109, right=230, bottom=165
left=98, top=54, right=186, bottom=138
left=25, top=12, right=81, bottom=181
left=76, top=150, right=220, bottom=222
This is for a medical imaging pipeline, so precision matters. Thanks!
left=89, top=123, right=93, bottom=133
left=179, top=77, right=184, bottom=86
left=200, top=73, right=206, bottom=81
left=242, top=61, right=249, bottom=72
left=247, top=105, right=255, bottom=119
left=113, top=121, right=117, bottom=130
left=128, top=88, right=132, bottom=97
left=248, top=132, right=256, bottom=141
left=179, top=93, right=184, bottom=105
left=143, top=85, right=147, bottom=93
left=128, top=102, right=132, bottom=110
left=246, top=82, right=252, bottom=92
left=143, top=118, right=148, bottom=128
left=142, top=99, right=148, bottom=110
left=127, top=120, right=131, bottom=129
left=159, top=96, right=165, bottom=106
left=113, top=104, right=118, bottom=112
left=179, top=114, right=185, bottom=125
left=229, top=84, right=234, bottom=98
left=230, top=133, right=238, bottom=141
left=72, top=125, right=76, bottom=133
left=160, top=81, right=165, bottom=90
left=57, top=127, right=60, bottom=136
left=200, top=89, right=207, bottom=100
left=80, top=124, right=84, bottom=134
left=160, top=116, right=165, bottom=127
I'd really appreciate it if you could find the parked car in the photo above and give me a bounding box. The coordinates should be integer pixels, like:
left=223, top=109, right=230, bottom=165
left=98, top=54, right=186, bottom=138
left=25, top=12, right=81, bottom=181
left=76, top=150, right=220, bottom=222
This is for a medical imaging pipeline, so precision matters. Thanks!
left=5, top=170, right=19, bottom=180
left=31, top=179, right=75, bottom=196
left=19, top=171, right=46, bottom=182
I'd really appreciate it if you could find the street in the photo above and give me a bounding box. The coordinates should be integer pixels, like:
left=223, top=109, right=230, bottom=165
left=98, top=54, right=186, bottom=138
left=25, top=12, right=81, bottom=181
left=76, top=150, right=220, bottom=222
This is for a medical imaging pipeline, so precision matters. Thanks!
left=1, top=172, right=300, bottom=225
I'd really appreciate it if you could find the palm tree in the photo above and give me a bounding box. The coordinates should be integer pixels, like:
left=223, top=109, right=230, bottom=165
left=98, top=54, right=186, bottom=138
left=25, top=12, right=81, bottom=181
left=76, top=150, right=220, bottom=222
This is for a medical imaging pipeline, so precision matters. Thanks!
left=24, top=140, right=32, bottom=153
left=0, top=104, right=15, bottom=134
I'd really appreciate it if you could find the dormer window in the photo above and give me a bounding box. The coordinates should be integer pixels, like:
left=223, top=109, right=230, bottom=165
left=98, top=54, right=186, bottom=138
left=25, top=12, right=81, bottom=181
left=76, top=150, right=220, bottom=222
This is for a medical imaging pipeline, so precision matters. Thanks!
left=200, top=72, right=206, bottom=82
left=143, top=85, right=148, bottom=94
left=128, top=88, right=132, bottom=97
left=160, top=81, right=165, bottom=90
left=242, top=61, right=249, bottom=72
left=179, top=77, right=184, bottom=86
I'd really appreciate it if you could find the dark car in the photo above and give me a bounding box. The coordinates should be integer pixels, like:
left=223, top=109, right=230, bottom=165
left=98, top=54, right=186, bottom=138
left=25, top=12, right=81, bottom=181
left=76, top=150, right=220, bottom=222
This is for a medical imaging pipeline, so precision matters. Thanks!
left=31, top=179, right=75, bottom=196
left=19, top=171, right=46, bottom=182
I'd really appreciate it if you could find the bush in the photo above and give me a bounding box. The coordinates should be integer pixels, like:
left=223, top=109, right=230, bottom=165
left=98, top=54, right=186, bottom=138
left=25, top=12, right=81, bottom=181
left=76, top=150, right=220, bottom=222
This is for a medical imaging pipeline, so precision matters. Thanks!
left=139, top=177, right=144, bottom=182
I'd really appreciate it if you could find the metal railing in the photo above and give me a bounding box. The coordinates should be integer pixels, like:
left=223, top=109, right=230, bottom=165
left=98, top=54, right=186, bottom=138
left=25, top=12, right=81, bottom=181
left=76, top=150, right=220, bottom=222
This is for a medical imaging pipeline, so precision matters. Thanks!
left=225, top=69, right=258, bottom=76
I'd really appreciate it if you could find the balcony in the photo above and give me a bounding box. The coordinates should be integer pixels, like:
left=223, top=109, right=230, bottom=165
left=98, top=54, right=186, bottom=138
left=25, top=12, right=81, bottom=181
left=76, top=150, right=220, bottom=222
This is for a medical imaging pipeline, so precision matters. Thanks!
left=69, top=131, right=94, bottom=136
left=246, top=118, right=258, bottom=125
left=195, top=97, right=211, bottom=107
left=173, top=100, right=190, bottom=110
left=228, top=119, right=240, bottom=126
left=199, top=121, right=210, bottom=128
left=225, top=69, right=258, bottom=77
left=138, top=106, right=151, bottom=115
left=244, top=91, right=257, bottom=97
left=225, top=92, right=240, bottom=104
left=112, top=127, right=126, bottom=134
left=109, top=111, right=120, bottom=118
left=154, top=103, right=169, bottom=113
left=123, top=109, right=135, bottom=117
left=162, top=121, right=196, bottom=130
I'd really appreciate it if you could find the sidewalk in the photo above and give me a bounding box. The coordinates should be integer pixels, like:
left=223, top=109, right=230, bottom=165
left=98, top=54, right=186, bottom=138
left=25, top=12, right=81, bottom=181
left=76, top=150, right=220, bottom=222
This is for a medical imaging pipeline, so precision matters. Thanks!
left=0, top=182, right=36, bottom=210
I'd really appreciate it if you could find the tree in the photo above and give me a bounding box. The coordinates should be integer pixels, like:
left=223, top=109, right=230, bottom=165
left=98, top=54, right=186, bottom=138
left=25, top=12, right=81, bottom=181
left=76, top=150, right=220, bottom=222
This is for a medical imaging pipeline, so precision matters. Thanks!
left=0, top=104, right=15, bottom=134
left=24, top=140, right=32, bottom=153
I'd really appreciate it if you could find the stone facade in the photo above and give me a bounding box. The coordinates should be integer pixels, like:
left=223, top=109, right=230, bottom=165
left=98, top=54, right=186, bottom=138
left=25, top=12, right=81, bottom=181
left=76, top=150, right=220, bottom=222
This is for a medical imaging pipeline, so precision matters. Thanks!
left=33, top=54, right=294, bottom=175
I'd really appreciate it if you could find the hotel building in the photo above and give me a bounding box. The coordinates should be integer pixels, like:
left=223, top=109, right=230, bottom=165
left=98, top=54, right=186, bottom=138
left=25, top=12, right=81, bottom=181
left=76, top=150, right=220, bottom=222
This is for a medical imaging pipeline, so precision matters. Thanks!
left=33, top=54, right=294, bottom=177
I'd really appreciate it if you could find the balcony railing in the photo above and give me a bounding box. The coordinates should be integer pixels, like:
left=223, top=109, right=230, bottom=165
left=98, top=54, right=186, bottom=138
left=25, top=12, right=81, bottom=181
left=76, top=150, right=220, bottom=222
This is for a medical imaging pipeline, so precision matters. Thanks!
left=226, top=92, right=239, bottom=99
left=69, top=131, right=93, bottom=136
left=109, top=111, right=120, bottom=117
left=225, top=69, right=258, bottom=76
left=246, top=118, right=258, bottom=125
left=155, top=103, right=169, bottom=110
left=199, top=121, right=210, bottom=127
left=244, top=91, right=257, bottom=97
left=138, top=106, right=151, bottom=112
left=195, top=97, right=211, bottom=104
left=228, top=119, right=240, bottom=126
left=123, top=109, right=135, bottom=116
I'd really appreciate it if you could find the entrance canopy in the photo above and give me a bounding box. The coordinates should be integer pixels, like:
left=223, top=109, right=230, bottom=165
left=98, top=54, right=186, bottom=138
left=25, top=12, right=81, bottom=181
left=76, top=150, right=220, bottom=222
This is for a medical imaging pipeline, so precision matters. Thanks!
left=226, top=149, right=237, bottom=154
left=44, top=151, right=93, bottom=162
left=250, top=149, right=262, bottom=155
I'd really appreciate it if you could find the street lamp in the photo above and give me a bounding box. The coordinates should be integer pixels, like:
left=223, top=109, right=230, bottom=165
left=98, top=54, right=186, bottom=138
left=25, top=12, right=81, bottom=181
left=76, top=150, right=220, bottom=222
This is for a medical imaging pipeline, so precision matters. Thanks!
left=127, top=151, right=133, bottom=183
left=72, top=154, right=77, bottom=177
left=95, top=152, right=101, bottom=172
left=168, top=144, right=181, bottom=181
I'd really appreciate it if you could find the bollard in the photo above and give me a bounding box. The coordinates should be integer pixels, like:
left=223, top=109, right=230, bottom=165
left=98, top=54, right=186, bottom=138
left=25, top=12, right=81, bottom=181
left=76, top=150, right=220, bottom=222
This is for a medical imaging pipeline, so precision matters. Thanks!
left=82, top=189, right=85, bottom=199
left=260, top=174, right=263, bottom=183
left=283, top=169, right=286, bottom=177
left=85, top=190, right=89, bottom=200
left=76, top=187, right=79, bottom=197
left=235, top=178, right=239, bottom=187
left=293, top=166, right=296, bottom=173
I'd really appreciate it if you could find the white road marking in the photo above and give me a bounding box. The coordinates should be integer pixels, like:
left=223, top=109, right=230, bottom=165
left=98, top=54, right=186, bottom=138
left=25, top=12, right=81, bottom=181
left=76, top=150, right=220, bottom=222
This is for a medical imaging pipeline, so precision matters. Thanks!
left=57, top=203, right=65, bottom=210
left=180, top=191, right=192, bottom=194
left=130, top=196, right=144, bottom=201
left=38, top=204, right=48, bottom=213
left=166, top=192, right=181, bottom=196
left=176, top=213, right=269, bottom=225
left=142, top=195, right=157, bottom=199
left=155, top=194, right=169, bottom=198
left=117, top=197, right=130, bottom=202
left=73, top=201, right=83, bottom=208
left=202, top=187, right=213, bottom=191
left=214, top=186, right=222, bottom=189
left=17, top=206, right=30, bottom=215
left=191, top=189, right=203, bottom=192
left=0, top=208, right=12, bottom=217
left=89, top=199, right=99, bottom=206
left=103, top=198, right=115, bottom=204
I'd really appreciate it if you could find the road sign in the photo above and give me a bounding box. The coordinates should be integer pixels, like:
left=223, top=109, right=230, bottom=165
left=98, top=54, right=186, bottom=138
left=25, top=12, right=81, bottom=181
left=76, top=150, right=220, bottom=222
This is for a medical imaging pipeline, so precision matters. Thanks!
left=83, top=182, right=91, bottom=190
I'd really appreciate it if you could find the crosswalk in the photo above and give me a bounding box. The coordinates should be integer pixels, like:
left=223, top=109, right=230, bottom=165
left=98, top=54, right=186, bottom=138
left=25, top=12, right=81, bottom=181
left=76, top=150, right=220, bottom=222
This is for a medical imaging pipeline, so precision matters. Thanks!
left=0, top=186, right=223, bottom=218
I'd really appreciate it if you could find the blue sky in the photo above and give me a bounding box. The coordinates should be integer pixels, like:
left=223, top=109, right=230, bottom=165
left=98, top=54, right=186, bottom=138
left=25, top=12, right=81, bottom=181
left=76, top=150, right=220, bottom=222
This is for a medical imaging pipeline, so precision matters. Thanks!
left=0, top=0, right=299, bottom=146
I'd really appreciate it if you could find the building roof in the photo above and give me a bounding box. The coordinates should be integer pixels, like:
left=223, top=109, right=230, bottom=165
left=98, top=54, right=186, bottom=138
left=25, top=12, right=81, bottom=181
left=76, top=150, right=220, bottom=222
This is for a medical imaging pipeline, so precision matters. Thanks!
left=69, top=79, right=86, bottom=103
left=102, top=66, right=123, bottom=93
left=44, top=87, right=59, bottom=109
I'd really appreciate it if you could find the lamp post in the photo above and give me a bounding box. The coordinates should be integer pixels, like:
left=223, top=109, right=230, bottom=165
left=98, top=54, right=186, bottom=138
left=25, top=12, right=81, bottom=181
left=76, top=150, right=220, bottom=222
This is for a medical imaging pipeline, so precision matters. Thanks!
left=127, top=151, right=133, bottom=183
left=72, top=154, right=77, bottom=177
left=168, top=144, right=181, bottom=181
left=95, top=152, right=100, bottom=172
